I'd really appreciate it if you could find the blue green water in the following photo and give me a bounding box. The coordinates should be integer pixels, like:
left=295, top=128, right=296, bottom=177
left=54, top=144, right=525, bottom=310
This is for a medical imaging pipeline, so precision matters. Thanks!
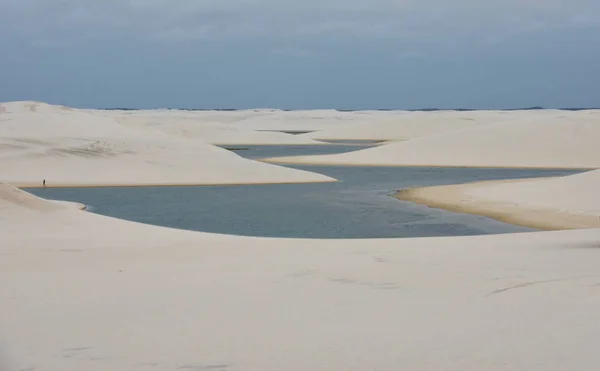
left=26, top=145, right=581, bottom=239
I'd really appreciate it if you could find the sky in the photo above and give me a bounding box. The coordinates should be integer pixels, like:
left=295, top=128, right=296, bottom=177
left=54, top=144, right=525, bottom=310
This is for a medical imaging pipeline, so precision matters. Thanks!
left=1, top=0, right=599, bottom=109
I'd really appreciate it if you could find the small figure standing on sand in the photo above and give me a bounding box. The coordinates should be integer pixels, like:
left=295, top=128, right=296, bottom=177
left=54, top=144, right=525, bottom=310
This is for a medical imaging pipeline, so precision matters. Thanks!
left=43, top=179, right=46, bottom=188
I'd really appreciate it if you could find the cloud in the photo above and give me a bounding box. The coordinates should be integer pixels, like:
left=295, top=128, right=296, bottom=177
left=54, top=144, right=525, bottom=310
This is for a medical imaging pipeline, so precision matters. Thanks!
left=272, top=47, right=317, bottom=58
left=1, top=0, right=599, bottom=48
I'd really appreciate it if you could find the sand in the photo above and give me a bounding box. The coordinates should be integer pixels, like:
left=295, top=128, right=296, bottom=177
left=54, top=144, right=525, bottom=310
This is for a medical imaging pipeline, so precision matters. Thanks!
left=302, top=110, right=515, bottom=141
left=230, top=109, right=369, bottom=132
left=103, top=109, right=327, bottom=146
left=3, top=102, right=600, bottom=370
left=228, top=109, right=575, bottom=142
left=2, top=183, right=600, bottom=371
left=0, top=102, right=335, bottom=187
left=397, top=170, right=600, bottom=230
left=266, top=110, right=600, bottom=168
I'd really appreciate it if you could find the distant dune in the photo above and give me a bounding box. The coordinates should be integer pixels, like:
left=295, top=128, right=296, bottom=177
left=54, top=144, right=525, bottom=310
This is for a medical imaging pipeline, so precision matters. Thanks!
left=0, top=101, right=335, bottom=187
left=101, top=109, right=327, bottom=145
left=266, top=110, right=600, bottom=168
left=230, top=109, right=388, bottom=132
left=303, top=110, right=511, bottom=141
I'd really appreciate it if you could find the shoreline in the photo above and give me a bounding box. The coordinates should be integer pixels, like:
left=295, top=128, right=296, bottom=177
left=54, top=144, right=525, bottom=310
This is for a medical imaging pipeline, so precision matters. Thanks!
left=262, top=158, right=598, bottom=170
left=396, top=178, right=600, bottom=231
left=51, top=200, right=87, bottom=210
left=14, top=178, right=338, bottom=189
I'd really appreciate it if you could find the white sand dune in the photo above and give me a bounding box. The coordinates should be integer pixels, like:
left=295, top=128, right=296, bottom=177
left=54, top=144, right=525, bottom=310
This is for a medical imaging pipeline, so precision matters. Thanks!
left=467, top=169, right=600, bottom=217
left=2, top=183, right=600, bottom=371
left=229, top=109, right=419, bottom=136
left=266, top=111, right=600, bottom=168
left=0, top=102, right=335, bottom=186
left=4, top=103, right=600, bottom=370
left=103, top=109, right=326, bottom=145
left=303, top=110, right=512, bottom=141
left=0, top=182, right=68, bottom=212
left=398, top=169, right=600, bottom=230
left=233, top=109, right=572, bottom=141
left=177, top=109, right=504, bottom=143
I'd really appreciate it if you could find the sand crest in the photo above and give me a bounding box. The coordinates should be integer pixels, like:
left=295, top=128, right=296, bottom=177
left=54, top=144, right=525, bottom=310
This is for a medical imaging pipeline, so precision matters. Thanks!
left=0, top=102, right=335, bottom=187
left=397, top=169, right=600, bottom=230
left=105, top=109, right=327, bottom=145
left=266, top=110, right=600, bottom=168
left=303, top=110, right=513, bottom=141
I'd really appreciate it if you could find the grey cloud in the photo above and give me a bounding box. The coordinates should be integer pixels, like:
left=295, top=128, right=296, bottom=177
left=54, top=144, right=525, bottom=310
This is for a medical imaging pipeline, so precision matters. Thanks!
left=1, top=0, right=599, bottom=47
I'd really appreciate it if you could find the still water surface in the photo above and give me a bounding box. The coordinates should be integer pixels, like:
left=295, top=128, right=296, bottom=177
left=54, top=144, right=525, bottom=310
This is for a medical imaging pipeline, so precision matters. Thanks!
left=27, top=145, right=581, bottom=239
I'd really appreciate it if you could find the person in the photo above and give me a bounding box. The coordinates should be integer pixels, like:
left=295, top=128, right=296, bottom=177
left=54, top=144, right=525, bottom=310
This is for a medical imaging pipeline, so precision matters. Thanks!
left=43, top=179, right=46, bottom=188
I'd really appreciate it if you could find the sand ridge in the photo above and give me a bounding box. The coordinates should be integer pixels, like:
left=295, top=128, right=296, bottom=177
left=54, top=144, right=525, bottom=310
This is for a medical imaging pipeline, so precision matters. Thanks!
left=0, top=183, right=67, bottom=212
left=103, top=109, right=328, bottom=145
left=302, top=110, right=516, bottom=141
left=266, top=110, right=600, bottom=168
left=397, top=171, right=600, bottom=230
left=0, top=101, right=335, bottom=187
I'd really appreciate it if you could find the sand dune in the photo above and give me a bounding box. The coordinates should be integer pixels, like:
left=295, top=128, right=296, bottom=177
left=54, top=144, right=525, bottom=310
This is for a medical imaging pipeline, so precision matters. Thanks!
left=398, top=169, right=600, bottom=230
left=0, top=183, right=67, bottom=212
left=0, top=102, right=335, bottom=186
left=303, top=110, right=513, bottom=141
left=2, top=184, right=600, bottom=370
left=232, top=109, right=573, bottom=141
left=103, top=109, right=326, bottom=145
left=4, top=103, right=600, bottom=370
left=106, top=108, right=539, bottom=144
left=266, top=111, right=600, bottom=168
left=229, top=109, right=414, bottom=134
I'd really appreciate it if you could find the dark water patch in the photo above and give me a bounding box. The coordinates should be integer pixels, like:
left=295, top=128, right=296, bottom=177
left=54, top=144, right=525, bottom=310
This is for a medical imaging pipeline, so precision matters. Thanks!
left=318, top=139, right=386, bottom=145
left=232, top=144, right=373, bottom=160
left=256, top=130, right=315, bottom=135
left=222, top=147, right=250, bottom=152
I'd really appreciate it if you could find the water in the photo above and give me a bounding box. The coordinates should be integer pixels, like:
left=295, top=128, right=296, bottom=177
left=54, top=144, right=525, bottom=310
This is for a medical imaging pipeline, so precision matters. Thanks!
left=26, top=145, right=582, bottom=239
left=227, top=143, right=378, bottom=159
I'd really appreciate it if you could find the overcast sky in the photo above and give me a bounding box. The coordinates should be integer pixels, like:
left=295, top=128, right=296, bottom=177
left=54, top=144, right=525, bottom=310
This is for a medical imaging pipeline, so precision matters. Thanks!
left=1, top=0, right=599, bottom=109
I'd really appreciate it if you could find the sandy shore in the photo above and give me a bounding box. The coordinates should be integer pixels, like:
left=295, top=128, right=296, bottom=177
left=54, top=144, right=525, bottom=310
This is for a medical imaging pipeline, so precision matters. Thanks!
left=51, top=200, right=87, bottom=210
left=263, top=159, right=598, bottom=170
left=17, top=178, right=338, bottom=189
left=397, top=178, right=600, bottom=230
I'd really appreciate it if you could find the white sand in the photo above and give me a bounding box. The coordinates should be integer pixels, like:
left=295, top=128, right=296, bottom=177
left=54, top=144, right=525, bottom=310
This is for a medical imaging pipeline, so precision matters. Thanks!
left=230, top=109, right=365, bottom=132
left=103, top=109, right=327, bottom=145
left=109, top=108, right=530, bottom=144
left=398, top=169, right=600, bottom=230
left=303, top=110, right=513, bottom=141
left=3, top=103, right=600, bottom=370
left=0, top=102, right=335, bottom=186
left=266, top=110, right=600, bottom=168
left=232, top=109, right=569, bottom=141
left=466, top=169, right=600, bottom=217
left=2, top=183, right=600, bottom=371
